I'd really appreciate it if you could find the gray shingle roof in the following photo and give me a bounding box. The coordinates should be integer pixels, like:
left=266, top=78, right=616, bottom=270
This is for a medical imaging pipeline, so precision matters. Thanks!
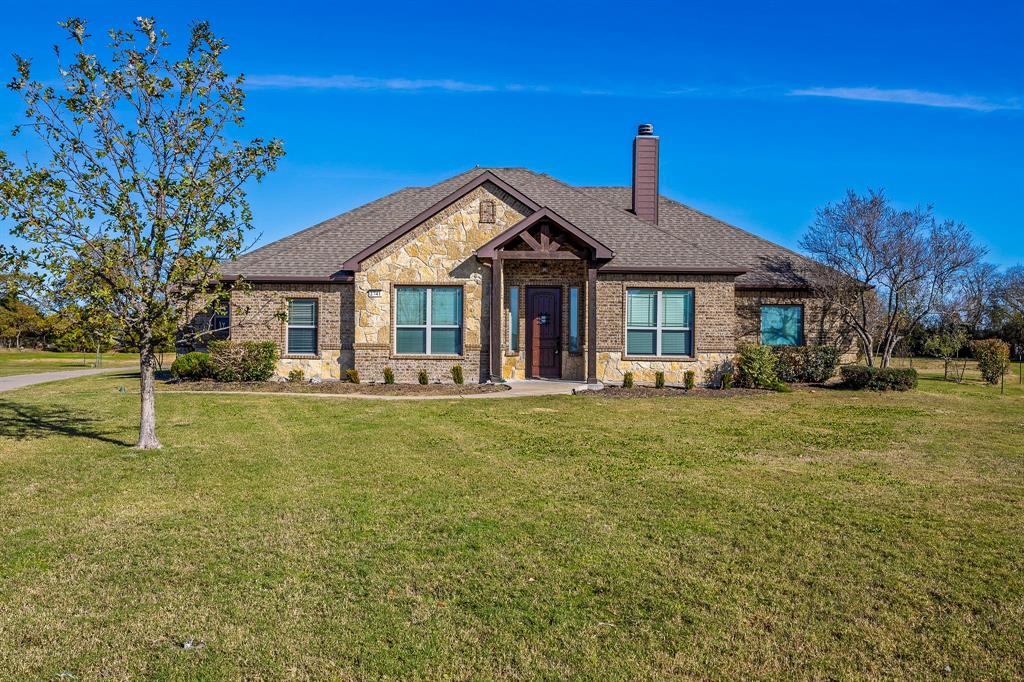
left=221, top=168, right=813, bottom=287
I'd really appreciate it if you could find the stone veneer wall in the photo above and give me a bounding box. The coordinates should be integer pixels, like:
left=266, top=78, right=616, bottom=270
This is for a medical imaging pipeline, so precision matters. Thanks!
left=353, top=183, right=530, bottom=384
left=501, top=260, right=588, bottom=380
left=595, top=273, right=737, bottom=386
left=735, top=288, right=859, bottom=362
left=229, top=282, right=354, bottom=380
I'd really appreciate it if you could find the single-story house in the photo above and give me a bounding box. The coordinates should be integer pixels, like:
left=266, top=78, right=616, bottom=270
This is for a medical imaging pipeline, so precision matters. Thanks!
left=215, top=124, right=854, bottom=384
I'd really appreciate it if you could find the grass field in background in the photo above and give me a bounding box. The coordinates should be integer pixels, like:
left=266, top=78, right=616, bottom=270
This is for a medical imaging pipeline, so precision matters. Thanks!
left=0, top=350, right=177, bottom=377
left=0, top=363, right=1021, bottom=678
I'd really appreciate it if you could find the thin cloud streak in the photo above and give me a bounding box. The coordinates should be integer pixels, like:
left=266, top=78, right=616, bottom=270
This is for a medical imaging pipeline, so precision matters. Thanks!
left=245, top=74, right=497, bottom=92
left=788, top=86, right=1019, bottom=112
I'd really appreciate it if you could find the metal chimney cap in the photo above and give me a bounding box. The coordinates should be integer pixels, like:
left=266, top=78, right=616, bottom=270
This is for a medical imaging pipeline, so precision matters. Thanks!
left=637, top=123, right=654, bottom=136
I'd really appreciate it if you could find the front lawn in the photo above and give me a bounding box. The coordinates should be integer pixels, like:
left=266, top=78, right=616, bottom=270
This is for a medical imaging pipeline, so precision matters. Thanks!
left=0, top=368, right=1021, bottom=678
left=0, top=350, right=168, bottom=377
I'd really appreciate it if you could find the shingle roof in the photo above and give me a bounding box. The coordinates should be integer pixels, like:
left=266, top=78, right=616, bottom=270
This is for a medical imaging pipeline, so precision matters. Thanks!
left=221, top=167, right=814, bottom=287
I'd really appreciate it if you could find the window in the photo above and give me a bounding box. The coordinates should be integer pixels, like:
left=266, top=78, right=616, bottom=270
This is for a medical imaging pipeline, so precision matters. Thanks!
left=760, top=305, right=803, bottom=346
left=287, top=299, right=318, bottom=354
left=568, top=287, right=580, bottom=353
left=395, top=286, right=463, bottom=355
left=508, top=286, right=519, bottom=352
left=626, top=288, right=693, bottom=356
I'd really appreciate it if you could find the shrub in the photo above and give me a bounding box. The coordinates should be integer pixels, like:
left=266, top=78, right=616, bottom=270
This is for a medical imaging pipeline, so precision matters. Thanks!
left=208, top=340, right=277, bottom=382
left=735, top=343, right=779, bottom=389
left=720, top=371, right=734, bottom=389
left=345, top=368, right=360, bottom=384
left=170, top=352, right=212, bottom=380
left=840, top=365, right=918, bottom=391
left=684, top=370, right=695, bottom=391
left=383, top=366, right=395, bottom=384
left=418, top=369, right=429, bottom=385
left=654, top=371, right=665, bottom=389
left=451, top=364, right=464, bottom=385
left=622, top=371, right=634, bottom=388
left=972, top=339, right=1010, bottom=385
left=287, top=368, right=305, bottom=383
left=772, top=345, right=841, bottom=383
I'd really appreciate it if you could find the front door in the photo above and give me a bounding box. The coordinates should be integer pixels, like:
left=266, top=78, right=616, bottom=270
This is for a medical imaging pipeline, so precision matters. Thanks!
left=527, top=287, right=562, bottom=378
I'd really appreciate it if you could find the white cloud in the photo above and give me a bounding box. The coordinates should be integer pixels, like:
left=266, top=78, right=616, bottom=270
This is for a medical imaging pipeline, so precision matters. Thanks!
left=788, top=86, right=1019, bottom=112
left=245, top=74, right=497, bottom=93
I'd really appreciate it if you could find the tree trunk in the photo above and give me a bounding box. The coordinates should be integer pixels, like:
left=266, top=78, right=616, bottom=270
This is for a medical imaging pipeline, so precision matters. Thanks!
left=135, top=350, right=161, bottom=449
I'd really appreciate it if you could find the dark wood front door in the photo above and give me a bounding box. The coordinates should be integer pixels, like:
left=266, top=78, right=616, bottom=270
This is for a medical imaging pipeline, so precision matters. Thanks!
left=527, top=287, right=562, bottom=378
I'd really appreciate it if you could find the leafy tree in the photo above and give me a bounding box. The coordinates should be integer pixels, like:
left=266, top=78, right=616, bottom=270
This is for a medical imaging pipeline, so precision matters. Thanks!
left=923, top=324, right=968, bottom=381
left=801, top=189, right=983, bottom=367
left=0, top=18, right=283, bottom=448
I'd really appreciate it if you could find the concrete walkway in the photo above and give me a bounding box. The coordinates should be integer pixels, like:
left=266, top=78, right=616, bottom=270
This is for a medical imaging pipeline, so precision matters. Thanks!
left=168, top=379, right=595, bottom=401
left=0, top=367, right=129, bottom=393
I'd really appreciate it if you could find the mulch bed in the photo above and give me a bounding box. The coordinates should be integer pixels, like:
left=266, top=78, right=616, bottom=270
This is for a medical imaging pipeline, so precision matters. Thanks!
left=580, top=385, right=770, bottom=399
left=161, top=379, right=510, bottom=396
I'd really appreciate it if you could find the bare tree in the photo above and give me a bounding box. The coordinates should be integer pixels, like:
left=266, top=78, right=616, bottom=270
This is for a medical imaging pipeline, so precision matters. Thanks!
left=801, top=189, right=984, bottom=367
left=0, top=18, right=284, bottom=448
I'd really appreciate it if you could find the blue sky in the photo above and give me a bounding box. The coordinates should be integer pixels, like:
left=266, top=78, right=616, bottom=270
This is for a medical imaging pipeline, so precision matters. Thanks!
left=1, top=1, right=1021, bottom=266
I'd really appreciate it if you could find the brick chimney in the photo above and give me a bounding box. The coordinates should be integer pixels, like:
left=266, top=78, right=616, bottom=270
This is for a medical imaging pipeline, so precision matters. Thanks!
left=631, top=123, right=659, bottom=224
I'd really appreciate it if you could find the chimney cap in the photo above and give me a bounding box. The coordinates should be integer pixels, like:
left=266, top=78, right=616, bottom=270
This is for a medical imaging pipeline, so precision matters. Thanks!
left=637, top=123, right=655, bottom=136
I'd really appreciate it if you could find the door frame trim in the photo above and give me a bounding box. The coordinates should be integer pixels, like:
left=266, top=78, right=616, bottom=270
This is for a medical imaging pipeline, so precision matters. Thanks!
left=525, top=286, right=562, bottom=379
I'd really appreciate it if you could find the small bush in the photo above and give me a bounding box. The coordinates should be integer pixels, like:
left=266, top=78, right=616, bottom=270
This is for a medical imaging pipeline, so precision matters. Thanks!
left=208, top=340, right=277, bottom=382
left=771, top=345, right=841, bottom=383
left=345, top=368, right=360, bottom=384
left=720, top=371, right=734, bottom=389
left=287, top=368, right=305, bottom=383
left=654, top=371, right=665, bottom=389
left=383, top=366, right=395, bottom=384
left=451, top=364, right=464, bottom=385
left=735, top=344, right=779, bottom=389
left=418, top=369, right=429, bottom=385
left=684, top=370, right=695, bottom=391
left=171, top=352, right=212, bottom=380
left=972, top=339, right=1010, bottom=385
left=840, top=365, right=918, bottom=391
left=622, top=371, right=634, bottom=388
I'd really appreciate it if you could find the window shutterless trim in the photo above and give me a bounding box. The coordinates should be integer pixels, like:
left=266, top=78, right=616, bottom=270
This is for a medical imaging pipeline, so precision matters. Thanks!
left=508, top=286, right=520, bottom=353
left=759, top=303, right=805, bottom=346
left=624, top=288, right=695, bottom=357
left=286, top=298, right=318, bottom=355
left=394, top=286, right=463, bottom=356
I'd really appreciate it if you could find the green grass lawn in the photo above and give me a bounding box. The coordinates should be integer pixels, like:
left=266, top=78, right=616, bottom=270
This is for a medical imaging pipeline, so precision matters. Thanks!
left=0, top=366, right=1021, bottom=678
left=0, top=350, right=148, bottom=377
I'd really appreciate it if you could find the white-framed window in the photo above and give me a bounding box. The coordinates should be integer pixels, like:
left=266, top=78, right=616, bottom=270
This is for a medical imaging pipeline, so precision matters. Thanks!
left=626, top=288, right=694, bottom=356
left=508, top=286, right=520, bottom=352
left=395, top=286, right=463, bottom=355
left=286, top=299, right=318, bottom=354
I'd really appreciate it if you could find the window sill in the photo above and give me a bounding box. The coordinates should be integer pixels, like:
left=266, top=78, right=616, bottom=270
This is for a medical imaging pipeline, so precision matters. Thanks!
left=391, top=353, right=465, bottom=360
left=282, top=353, right=320, bottom=360
left=622, top=355, right=698, bottom=362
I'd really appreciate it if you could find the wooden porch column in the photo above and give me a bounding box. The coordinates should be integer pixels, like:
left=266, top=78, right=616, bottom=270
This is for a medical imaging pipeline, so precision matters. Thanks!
left=489, top=254, right=503, bottom=382
left=587, top=263, right=598, bottom=384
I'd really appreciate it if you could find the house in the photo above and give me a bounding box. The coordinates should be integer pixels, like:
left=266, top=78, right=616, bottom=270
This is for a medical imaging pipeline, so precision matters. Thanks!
left=217, top=124, right=854, bottom=385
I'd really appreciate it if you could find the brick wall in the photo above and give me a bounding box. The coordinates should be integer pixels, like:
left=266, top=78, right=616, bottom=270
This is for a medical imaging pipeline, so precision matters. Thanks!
left=735, top=288, right=858, bottom=360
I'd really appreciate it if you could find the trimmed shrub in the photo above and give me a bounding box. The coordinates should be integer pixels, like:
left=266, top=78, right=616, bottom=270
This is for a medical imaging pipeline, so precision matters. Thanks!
left=840, top=365, right=918, bottom=391
left=287, top=368, right=305, bottom=383
left=418, top=369, right=429, bottom=385
left=684, top=370, right=696, bottom=391
left=720, top=371, right=734, bottom=390
left=208, top=340, right=277, bottom=382
left=345, top=368, right=360, bottom=384
left=451, top=364, right=464, bottom=385
left=171, top=352, right=212, bottom=380
left=772, top=345, right=841, bottom=383
left=972, top=339, right=1010, bottom=385
left=654, top=371, right=665, bottom=389
left=622, top=371, right=634, bottom=388
left=383, top=366, right=395, bottom=384
left=735, top=343, right=779, bottom=389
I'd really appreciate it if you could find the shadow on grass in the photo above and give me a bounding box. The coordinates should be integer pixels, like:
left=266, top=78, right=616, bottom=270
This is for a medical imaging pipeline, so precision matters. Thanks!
left=0, top=399, right=133, bottom=446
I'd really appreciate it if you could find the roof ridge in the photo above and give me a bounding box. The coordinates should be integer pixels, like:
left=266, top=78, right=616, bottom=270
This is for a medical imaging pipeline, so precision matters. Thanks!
left=567, top=181, right=745, bottom=270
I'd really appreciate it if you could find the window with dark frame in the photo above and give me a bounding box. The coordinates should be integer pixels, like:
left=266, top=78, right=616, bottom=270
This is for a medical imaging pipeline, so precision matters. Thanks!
left=509, top=286, right=519, bottom=352
left=760, top=304, right=803, bottom=346
left=568, top=287, right=580, bottom=353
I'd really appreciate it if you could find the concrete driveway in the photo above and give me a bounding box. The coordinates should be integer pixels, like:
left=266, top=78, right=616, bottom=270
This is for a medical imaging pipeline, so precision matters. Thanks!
left=0, top=367, right=129, bottom=393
